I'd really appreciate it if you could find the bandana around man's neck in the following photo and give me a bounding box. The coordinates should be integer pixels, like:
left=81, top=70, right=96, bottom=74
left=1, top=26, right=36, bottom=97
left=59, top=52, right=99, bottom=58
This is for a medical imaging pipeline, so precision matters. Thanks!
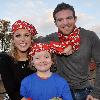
left=57, top=27, right=80, bottom=51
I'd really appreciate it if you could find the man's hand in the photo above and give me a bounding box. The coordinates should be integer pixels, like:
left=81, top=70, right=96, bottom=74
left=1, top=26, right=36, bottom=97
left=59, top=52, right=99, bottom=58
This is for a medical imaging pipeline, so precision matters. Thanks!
left=49, top=97, right=62, bottom=100
left=86, top=95, right=99, bottom=100
left=63, top=45, right=73, bottom=56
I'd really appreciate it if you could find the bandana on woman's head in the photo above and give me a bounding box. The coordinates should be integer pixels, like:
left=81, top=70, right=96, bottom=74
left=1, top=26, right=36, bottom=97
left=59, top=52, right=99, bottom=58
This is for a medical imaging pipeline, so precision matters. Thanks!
left=12, top=20, right=37, bottom=36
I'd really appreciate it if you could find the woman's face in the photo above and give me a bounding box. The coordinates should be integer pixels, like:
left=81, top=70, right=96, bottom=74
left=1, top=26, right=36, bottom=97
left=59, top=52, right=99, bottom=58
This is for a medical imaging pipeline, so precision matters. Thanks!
left=13, top=29, right=32, bottom=52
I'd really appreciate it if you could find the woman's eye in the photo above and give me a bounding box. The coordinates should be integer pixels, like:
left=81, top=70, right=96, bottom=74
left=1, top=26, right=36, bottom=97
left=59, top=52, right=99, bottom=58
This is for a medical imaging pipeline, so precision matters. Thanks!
left=35, top=57, right=39, bottom=59
left=15, top=34, right=20, bottom=37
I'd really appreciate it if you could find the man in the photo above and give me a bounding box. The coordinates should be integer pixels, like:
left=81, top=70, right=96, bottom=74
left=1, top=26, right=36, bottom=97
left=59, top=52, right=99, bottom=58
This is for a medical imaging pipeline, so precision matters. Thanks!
left=37, top=2, right=100, bottom=100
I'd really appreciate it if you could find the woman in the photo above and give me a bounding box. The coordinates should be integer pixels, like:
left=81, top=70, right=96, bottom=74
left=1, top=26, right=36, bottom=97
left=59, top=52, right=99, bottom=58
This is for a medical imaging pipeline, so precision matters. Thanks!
left=0, top=20, right=37, bottom=100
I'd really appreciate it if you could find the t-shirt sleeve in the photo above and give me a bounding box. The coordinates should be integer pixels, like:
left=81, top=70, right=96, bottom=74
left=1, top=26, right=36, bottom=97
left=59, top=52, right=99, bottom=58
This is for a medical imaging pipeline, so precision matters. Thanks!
left=61, top=81, right=73, bottom=100
left=20, top=79, right=29, bottom=99
left=0, top=52, right=22, bottom=100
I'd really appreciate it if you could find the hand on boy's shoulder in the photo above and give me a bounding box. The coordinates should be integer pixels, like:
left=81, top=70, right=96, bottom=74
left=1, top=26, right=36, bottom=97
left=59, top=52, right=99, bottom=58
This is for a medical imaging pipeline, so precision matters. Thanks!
left=21, top=97, right=27, bottom=100
left=21, top=97, right=32, bottom=100
left=49, top=97, right=62, bottom=100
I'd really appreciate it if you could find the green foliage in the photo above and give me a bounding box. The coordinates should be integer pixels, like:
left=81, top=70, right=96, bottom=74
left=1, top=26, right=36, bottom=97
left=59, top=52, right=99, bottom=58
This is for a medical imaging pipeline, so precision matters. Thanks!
left=0, top=20, right=11, bottom=52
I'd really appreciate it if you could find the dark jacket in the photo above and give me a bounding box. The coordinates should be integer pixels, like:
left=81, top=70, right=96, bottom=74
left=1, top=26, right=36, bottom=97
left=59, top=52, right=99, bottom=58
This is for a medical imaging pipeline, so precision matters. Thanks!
left=0, top=52, right=33, bottom=100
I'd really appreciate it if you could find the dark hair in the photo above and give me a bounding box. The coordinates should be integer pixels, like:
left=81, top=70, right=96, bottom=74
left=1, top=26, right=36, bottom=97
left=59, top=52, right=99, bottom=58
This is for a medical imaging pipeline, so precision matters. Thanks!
left=53, top=2, right=76, bottom=21
left=50, top=53, right=57, bottom=72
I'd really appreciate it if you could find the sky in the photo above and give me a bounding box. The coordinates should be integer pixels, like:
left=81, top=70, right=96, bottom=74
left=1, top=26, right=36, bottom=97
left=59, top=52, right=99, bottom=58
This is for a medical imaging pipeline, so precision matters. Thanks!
left=0, top=0, right=100, bottom=37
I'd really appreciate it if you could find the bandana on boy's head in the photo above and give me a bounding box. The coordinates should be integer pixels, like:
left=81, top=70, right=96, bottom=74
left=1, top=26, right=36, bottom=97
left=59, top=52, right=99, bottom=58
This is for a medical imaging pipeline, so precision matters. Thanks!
left=29, top=41, right=72, bottom=56
left=12, top=20, right=37, bottom=36
left=29, top=43, right=51, bottom=56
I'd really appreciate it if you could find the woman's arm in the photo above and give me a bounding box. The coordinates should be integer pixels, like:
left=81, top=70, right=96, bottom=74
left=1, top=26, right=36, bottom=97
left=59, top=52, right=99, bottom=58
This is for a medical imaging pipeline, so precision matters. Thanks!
left=0, top=52, right=22, bottom=100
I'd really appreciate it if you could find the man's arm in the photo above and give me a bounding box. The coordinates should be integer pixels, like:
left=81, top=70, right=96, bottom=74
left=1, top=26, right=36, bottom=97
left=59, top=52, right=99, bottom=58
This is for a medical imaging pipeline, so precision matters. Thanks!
left=89, top=32, right=100, bottom=99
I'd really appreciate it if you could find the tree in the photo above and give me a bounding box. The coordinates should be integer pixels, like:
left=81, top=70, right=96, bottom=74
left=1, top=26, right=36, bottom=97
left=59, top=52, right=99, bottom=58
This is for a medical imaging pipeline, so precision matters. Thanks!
left=0, top=20, right=11, bottom=52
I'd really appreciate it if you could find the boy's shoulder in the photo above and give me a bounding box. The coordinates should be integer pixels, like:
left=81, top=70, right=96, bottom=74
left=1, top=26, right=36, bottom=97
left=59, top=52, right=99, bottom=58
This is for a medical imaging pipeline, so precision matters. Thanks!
left=22, top=73, right=35, bottom=83
left=53, top=73, right=68, bottom=83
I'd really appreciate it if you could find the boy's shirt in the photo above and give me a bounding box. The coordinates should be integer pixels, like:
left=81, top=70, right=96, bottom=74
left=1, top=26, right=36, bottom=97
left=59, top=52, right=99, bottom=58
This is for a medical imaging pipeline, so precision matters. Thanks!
left=20, top=73, right=73, bottom=100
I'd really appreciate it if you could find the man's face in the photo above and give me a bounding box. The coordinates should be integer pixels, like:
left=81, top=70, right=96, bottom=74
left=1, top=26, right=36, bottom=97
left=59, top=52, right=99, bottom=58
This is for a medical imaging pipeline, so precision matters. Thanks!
left=55, top=9, right=77, bottom=35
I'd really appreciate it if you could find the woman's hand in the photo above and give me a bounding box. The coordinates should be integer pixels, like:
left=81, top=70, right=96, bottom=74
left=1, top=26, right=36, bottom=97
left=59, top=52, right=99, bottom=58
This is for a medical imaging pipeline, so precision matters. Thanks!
left=21, top=97, right=28, bottom=100
left=49, top=97, right=62, bottom=100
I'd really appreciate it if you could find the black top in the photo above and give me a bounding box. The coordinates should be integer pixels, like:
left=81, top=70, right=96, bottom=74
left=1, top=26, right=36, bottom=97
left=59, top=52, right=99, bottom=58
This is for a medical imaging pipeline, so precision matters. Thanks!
left=0, top=52, right=33, bottom=100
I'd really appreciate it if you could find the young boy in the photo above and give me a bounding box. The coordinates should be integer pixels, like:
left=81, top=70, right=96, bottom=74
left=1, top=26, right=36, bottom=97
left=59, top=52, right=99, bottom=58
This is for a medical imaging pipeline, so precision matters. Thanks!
left=20, top=43, right=73, bottom=100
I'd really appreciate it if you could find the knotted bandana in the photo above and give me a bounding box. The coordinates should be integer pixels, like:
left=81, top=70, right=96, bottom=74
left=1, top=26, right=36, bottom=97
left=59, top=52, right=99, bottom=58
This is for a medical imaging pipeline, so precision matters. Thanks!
left=57, top=27, right=80, bottom=51
left=29, top=27, right=80, bottom=56
left=29, top=41, right=73, bottom=56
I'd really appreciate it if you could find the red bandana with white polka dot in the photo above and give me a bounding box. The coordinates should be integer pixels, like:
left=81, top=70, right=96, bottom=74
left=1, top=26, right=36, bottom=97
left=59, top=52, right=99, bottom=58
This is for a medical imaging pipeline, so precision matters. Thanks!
left=57, top=27, right=80, bottom=51
left=29, top=28, right=80, bottom=56
left=29, top=43, right=51, bottom=56
left=12, top=20, right=37, bottom=36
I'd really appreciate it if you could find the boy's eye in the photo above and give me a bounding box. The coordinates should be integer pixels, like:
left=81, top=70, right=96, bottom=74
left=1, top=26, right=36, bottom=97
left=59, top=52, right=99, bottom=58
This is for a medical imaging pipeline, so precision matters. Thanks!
left=25, top=34, right=30, bottom=37
left=45, top=55, right=49, bottom=58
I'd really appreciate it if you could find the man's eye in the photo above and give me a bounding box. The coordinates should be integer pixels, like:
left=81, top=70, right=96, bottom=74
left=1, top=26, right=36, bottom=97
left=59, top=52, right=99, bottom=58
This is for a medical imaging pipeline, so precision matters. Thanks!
left=66, top=16, right=74, bottom=20
left=56, top=18, right=63, bottom=22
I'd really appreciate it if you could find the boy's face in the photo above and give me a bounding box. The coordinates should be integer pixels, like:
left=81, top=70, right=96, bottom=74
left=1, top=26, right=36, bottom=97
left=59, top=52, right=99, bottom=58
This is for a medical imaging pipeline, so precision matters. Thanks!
left=32, top=51, right=53, bottom=73
left=55, top=9, right=77, bottom=35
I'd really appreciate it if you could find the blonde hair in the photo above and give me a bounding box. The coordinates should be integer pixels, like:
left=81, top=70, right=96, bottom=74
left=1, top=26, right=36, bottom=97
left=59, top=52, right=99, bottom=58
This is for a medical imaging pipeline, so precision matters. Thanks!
left=9, top=34, right=36, bottom=61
